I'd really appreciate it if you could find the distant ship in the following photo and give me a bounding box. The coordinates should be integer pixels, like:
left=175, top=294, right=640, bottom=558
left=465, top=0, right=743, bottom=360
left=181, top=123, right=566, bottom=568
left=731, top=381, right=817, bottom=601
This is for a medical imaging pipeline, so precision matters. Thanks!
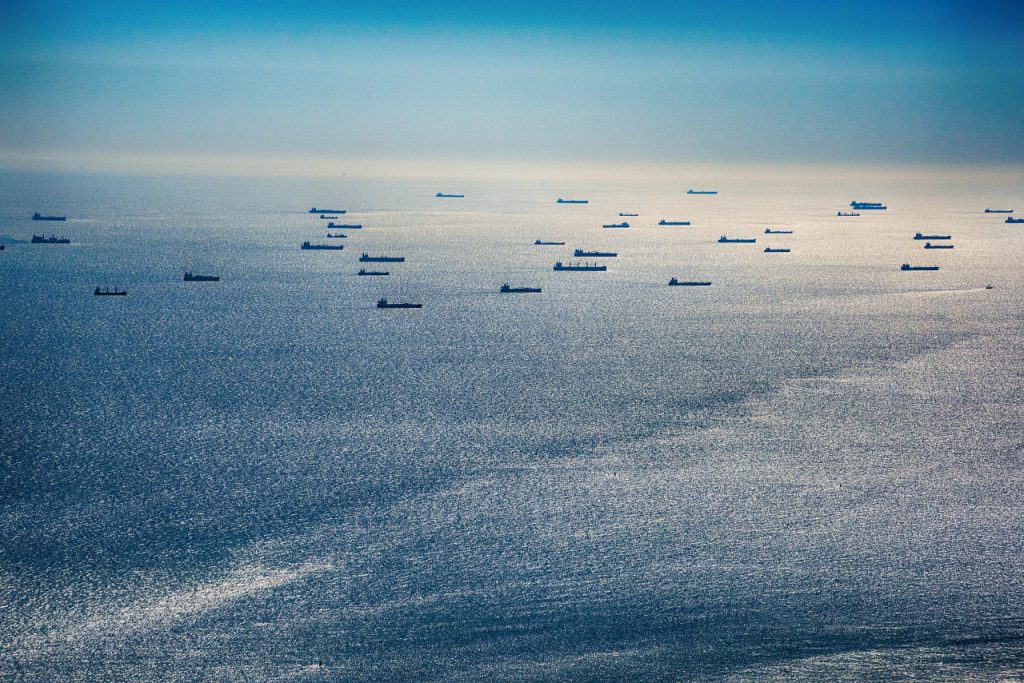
left=914, top=232, right=950, bottom=240
left=319, top=215, right=340, bottom=219
left=32, top=234, right=70, bottom=244
left=93, top=286, right=126, bottom=296
left=718, top=236, right=756, bottom=243
left=301, top=241, right=343, bottom=250
left=359, top=253, right=405, bottom=262
left=668, top=278, right=711, bottom=286
left=377, top=298, right=422, bottom=309
left=924, top=242, right=954, bottom=249
left=557, top=198, right=588, bottom=204
left=765, top=228, right=793, bottom=234
left=574, top=249, right=617, bottom=257
left=553, top=261, right=606, bottom=271
left=534, top=239, right=565, bottom=245
left=326, top=233, right=346, bottom=238
left=32, top=212, right=66, bottom=221
left=436, top=192, right=464, bottom=198
left=837, top=211, right=860, bottom=216
left=658, top=220, right=690, bottom=226
left=619, top=212, right=638, bottom=217
left=328, top=222, right=361, bottom=229
left=500, top=284, right=542, bottom=293
left=850, top=201, right=886, bottom=210
left=358, top=268, right=389, bottom=276
left=602, top=222, right=629, bottom=228
left=985, top=209, right=1012, bottom=213
left=764, top=247, right=791, bottom=253
left=183, top=272, right=220, bottom=281
left=687, top=189, right=717, bottom=195
left=1007, top=217, right=1024, bottom=224
left=901, top=264, right=939, bottom=271
left=309, top=207, right=345, bottom=214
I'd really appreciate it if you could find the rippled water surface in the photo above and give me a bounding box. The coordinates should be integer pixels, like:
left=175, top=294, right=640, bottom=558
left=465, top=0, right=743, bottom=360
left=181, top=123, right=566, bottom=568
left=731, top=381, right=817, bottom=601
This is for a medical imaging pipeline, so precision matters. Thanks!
left=2, top=168, right=1023, bottom=681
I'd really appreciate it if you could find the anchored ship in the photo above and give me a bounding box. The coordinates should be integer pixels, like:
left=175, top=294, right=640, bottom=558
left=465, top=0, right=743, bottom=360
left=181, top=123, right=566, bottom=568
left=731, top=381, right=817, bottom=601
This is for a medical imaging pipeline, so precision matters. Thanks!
left=553, top=261, right=606, bottom=271
left=183, top=272, right=220, bottom=281
left=377, top=298, right=422, bottom=309
left=668, top=278, right=711, bottom=286
left=765, top=228, right=793, bottom=234
left=534, top=240, right=565, bottom=245
left=500, top=284, right=542, bottom=293
left=658, top=220, right=690, bottom=226
left=850, top=201, right=886, bottom=210
left=602, top=222, right=629, bottom=228
left=328, top=222, right=361, bottom=229
left=914, top=232, right=951, bottom=240
left=901, top=264, right=939, bottom=271
left=32, top=234, right=70, bottom=244
left=301, top=241, right=343, bottom=250
left=1007, top=217, right=1024, bottom=224
left=574, top=249, right=617, bottom=257
left=718, top=236, right=756, bottom=243
left=764, top=247, right=791, bottom=253
left=326, top=233, right=347, bottom=238
left=687, top=189, right=717, bottom=195
left=435, top=192, right=464, bottom=198
left=94, top=286, right=127, bottom=296
left=619, top=212, right=638, bottom=217
left=358, top=268, right=389, bottom=276
left=924, top=242, right=954, bottom=249
left=309, top=207, right=345, bottom=214
left=837, top=211, right=860, bottom=216
left=319, top=215, right=340, bottom=219
left=32, top=212, right=66, bottom=221
left=359, top=253, right=405, bottom=262
left=557, top=198, right=588, bottom=204
left=985, top=209, right=1013, bottom=213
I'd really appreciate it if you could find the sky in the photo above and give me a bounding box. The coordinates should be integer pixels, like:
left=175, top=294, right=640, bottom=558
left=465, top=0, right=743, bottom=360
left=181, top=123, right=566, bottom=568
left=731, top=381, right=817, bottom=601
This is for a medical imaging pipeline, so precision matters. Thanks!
left=1, top=0, right=1022, bottom=172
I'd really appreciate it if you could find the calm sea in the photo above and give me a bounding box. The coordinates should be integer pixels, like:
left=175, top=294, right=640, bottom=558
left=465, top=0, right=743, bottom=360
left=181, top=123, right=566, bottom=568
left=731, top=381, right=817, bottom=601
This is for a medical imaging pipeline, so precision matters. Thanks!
left=2, top=167, right=1023, bottom=681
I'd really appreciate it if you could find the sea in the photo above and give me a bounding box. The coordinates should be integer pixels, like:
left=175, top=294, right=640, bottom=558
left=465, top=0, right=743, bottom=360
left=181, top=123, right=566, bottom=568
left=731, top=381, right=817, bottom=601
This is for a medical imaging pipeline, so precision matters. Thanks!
left=1, top=166, right=1023, bottom=681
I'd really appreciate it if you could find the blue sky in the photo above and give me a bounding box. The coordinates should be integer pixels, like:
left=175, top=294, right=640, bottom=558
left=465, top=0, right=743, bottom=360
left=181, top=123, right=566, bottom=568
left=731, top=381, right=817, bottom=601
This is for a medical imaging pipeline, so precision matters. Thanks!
left=1, top=1, right=1022, bottom=169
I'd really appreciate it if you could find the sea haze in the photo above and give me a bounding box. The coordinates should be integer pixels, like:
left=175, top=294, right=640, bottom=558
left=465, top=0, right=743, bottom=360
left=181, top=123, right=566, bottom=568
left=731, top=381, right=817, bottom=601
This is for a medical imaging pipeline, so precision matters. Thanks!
left=1, top=167, right=1023, bottom=681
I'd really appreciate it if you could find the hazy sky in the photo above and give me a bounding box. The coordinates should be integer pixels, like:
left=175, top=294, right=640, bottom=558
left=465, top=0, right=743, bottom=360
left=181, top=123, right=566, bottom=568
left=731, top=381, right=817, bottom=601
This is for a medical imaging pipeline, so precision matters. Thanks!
left=1, top=0, right=1022, bottom=169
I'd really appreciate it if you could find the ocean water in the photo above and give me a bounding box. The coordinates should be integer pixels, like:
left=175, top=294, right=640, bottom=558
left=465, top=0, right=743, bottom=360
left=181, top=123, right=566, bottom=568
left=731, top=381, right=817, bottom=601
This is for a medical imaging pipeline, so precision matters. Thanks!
left=1, top=167, right=1023, bottom=681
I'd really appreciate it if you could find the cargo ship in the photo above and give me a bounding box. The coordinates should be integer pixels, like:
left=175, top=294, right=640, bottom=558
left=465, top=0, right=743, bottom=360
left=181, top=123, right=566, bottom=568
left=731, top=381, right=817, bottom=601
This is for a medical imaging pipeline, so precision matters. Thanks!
left=850, top=201, right=886, bottom=210
left=914, top=232, right=950, bottom=240
left=619, top=212, right=638, bottom=217
left=765, top=228, right=793, bottom=234
left=687, top=189, right=717, bottom=195
left=358, top=268, right=389, bottom=276
left=602, top=222, right=629, bottom=228
left=718, top=236, right=756, bottom=243
left=435, top=192, right=464, bottom=198
left=359, top=253, right=405, bottom=262
left=985, top=209, right=1013, bottom=213
left=500, top=284, right=542, bottom=293
left=901, top=264, right=939, bottom=271
left=557, top=198, right=588, bottom=204
left=377, top=298, right=422, bottom=309
left=94, top=286, right=127, bottom=296
left=1007, top=217, right=1024, bottom=224
left=837, top=211, right=860, bottom=216
left=658, top=220, right=691, bottom=226
left=764, top=247, right=791, bottom=253
left=328, top=222, right=361, bottom=229
left=534, top=239, right=565, bottom=245
left=574, top=249, right=617, bottom=257
left=183, top=272, right=220, bottom=281
left=553, top=261, right=606, bottom=271
left=668, top=278, right=711, bottom=286
left=924, top=242, right=954, bottom=249
left=301, top=241, right=343, bottom=250
left=326, top=233, right=346, bottom=238
left=309, top=207, right=345, bottom=214
left=31, top=234, right=70, bottom=244
left=32, top=212, right=66, bottom=221
left=319, top=215, right=340, bottom=219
